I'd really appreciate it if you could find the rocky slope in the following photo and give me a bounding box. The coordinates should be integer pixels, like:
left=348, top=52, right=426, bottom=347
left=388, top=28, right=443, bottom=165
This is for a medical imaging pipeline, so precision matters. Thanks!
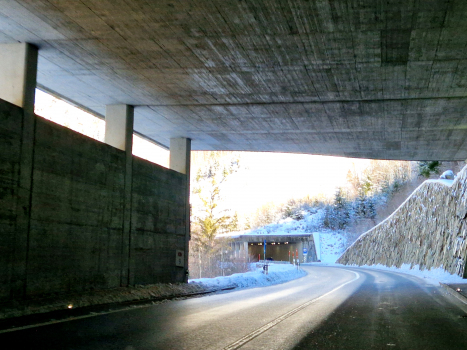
left=338, top=166, right=467, bottom=278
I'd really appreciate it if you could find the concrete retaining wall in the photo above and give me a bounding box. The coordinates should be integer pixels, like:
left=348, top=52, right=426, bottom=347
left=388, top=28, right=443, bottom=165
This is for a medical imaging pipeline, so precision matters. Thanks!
left=337, top=166, right=467, bottom=278
left=131, top=157, right=187, bottom=285
left=0, top=99, right=23, bottom=299
left=0, top=99, right=188, bottom=301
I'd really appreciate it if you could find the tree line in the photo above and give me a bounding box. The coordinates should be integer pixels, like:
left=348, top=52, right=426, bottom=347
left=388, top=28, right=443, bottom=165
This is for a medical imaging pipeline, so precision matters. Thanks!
left=188, top=152, right=431, bottom=278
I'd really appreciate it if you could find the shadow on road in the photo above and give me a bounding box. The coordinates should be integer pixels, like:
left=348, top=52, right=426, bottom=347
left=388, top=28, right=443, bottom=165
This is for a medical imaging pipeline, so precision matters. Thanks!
left=292, top=269, right=467, bottom=349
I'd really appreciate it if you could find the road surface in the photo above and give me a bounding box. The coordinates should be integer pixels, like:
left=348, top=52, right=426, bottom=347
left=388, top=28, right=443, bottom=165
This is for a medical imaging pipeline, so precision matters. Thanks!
left=1, top=266, right=467, bottom=349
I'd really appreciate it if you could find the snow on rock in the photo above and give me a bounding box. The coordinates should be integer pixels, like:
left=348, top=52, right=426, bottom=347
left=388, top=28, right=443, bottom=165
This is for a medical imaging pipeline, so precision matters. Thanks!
left=189, top=263, right=306, bottom=290
left=338, top=165, right=467, bottom=277
left=440, top=170, right=455, bottom=180
left=318, top=231, right=347, bottom=263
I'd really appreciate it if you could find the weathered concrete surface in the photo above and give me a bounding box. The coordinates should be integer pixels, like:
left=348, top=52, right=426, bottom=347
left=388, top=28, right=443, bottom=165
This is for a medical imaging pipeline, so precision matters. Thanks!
left=1, top=1, right=467, bottom=159
left=338, top=166, right=467, bottom=277
left=131, top=157, right=187, bottom=285
left=0, top=98, right=188, bottom=301
left=0, top=282, right=210, bottom=320
left=0, top=98, right=24, bottom=299
left=169, top=137, right=191, bottom=281
left=0, top=43, right=37, bottom=113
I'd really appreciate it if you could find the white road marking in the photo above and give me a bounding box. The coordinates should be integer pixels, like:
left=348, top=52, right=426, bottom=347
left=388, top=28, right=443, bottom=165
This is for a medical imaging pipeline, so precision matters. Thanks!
left=223, top=270, right=360, bottom=350
left=0, top=303, right=155, bottom=334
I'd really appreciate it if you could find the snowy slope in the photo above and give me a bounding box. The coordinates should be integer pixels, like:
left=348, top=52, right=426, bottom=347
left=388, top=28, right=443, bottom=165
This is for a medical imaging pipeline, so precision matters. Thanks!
left=218, top=209, right=465, bottom=286
left=220, top=210, right=348, bottom=263
left=318, top=231, right=347, bottom=263
left=222, top=209, right=325, bottom=237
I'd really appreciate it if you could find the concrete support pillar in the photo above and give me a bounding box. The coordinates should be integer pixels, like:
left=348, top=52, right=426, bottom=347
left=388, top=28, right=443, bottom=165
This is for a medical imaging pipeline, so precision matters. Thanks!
left=105, top=105, right=134, bottom=286
left=170, top=138, right=191, bottom=281
left=170, top=138, right=191, bottom=175
left=2, top=43, right=39, bottom=298
left=105, top=105, right=134, bottom=151
left=0, top=43, right=38, bottom=113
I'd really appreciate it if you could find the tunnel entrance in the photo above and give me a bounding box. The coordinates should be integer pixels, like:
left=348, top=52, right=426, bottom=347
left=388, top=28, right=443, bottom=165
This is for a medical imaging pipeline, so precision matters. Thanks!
left=229, top=234, right=319, bottom=263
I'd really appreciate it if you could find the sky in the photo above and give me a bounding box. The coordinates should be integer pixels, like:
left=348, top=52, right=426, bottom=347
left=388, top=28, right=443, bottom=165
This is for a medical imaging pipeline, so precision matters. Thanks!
left=34, top=89, right=170, bottom=166
left=35, top=89, right=371, bottom=215
left=219, top=152, right=370, bottom=215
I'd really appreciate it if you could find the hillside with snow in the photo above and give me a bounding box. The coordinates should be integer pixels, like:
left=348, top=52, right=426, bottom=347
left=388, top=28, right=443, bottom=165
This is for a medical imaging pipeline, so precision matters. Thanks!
left=220, top=209, right=348, bottom=264
left=218, top=208, right=466, bottom=286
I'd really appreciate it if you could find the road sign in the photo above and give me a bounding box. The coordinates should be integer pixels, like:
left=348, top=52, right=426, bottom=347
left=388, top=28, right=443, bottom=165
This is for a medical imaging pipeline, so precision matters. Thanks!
left=303, top=248, right=308, bottom=254
left=175, top=250, right=184, bottom=267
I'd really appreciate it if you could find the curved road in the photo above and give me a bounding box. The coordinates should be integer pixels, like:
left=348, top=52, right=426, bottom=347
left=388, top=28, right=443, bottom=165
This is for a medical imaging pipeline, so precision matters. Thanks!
left=1, top=266, right=467, bottom=349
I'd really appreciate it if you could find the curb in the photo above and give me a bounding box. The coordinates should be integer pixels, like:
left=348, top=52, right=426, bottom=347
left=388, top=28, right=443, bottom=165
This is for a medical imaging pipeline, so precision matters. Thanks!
left=0, top=286, right=236, bottom=331
left=439, top=283, right=467, bottom=305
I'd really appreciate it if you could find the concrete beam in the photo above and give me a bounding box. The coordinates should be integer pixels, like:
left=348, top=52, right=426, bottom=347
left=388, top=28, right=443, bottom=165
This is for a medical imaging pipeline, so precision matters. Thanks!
left=105, top=105, right=134, bottom=152
left=170, top=138, right=191, bottom=281
left=0, top=43, right=38, bottom=113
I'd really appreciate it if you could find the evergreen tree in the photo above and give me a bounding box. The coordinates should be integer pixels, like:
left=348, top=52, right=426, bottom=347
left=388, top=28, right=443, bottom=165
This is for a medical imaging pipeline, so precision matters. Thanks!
left=365, top=197, right=377, bottom=221
left=282, top=199, right=296, bottom=219
left=323, top=188, right=351, bottom=230
left=418, top=161, right=442, bottom=178
left=355, top=189, right=367, bottom=218
left=334, top=187, right=351, bottom=228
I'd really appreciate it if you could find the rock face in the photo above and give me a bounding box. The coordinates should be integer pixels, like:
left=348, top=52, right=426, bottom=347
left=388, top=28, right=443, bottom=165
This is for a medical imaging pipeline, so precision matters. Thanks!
left=337, top=166, right=467, bottom=278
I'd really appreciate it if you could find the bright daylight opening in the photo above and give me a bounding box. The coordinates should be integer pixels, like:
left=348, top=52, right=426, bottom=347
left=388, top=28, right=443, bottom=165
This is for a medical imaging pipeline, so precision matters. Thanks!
left=34, top=89, right=170, bottom=167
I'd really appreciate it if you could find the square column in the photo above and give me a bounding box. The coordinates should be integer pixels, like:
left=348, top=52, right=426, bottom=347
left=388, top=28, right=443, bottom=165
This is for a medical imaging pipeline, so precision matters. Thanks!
left=2, top=43, right=38, bottom=297
left=170, top=137, right=191, bottom=175
left=105, top=105, right=134, bottom=286
left=0, top=43, right=38, bottom=113
left=170, top=138, right=191, bottom=282
left=105, top=105, right=134, bottom=152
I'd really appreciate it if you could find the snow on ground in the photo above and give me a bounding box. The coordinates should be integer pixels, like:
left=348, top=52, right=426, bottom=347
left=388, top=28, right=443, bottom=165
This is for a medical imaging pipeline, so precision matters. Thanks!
left=318, top=231, right=347, bottom=263
left=309, top=261, right=466, bottom=286
left=219, top=207, right=464, bottom=288
left=336, top=263, right=466, bottom=286
left=316, top=230, right=465, bottom=285
left=189, top=263, right=306, bottom=290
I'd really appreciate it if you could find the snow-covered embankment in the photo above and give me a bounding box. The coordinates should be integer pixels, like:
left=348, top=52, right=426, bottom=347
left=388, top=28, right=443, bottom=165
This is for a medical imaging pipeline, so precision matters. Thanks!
left=190, top=264, right=306, bottom=290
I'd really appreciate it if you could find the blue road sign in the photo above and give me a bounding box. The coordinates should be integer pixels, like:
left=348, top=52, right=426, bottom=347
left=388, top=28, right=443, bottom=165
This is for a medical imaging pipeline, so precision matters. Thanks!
left=303, top=248, right=308, bottom=254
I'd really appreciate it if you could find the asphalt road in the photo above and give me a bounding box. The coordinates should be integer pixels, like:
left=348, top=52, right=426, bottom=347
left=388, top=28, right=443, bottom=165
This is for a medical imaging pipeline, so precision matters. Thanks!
left=1, top=266, right=467, bottom=350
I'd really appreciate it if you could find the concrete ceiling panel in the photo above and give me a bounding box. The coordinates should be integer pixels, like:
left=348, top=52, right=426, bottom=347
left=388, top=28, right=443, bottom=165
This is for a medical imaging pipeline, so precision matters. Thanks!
left=2, top=0, right=467, bottom=160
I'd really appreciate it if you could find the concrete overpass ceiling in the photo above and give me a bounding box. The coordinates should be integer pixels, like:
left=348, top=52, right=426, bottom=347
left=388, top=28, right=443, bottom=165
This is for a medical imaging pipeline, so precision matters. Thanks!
left=2, top=1, right=467, bottom=160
